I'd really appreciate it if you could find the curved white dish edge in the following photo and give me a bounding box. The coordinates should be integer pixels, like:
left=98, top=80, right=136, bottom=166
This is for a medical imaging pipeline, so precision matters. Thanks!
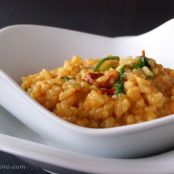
left=0, top=133, right=174, bottom=174
left=0, top=19, right=174, bottom=173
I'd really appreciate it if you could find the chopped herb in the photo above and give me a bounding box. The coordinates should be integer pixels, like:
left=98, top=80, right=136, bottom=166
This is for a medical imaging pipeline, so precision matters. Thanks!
left=133, top=56, right=152, bottom=70
left=94, top=56, right=120, bottom=72
left=144, top=57, right=152, bottom=70
left=113, top=65, right=125, bottom=96
left=133, top=57, right=145, bottom=69
left=133, top=52, right=154, bottom=78
left=119, top=65, right=125, bottom=77
left=61, top=76, right=72, bottom=81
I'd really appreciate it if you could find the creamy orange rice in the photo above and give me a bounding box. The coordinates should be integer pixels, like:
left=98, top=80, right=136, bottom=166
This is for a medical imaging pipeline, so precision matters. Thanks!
left=21, top=52, right=174, bottom=128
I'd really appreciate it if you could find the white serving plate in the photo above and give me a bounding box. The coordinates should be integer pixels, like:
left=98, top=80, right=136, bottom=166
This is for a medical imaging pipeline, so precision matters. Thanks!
left=0, top=19, right=174, bottom=158
left=0, top=106, right=174, bottom=174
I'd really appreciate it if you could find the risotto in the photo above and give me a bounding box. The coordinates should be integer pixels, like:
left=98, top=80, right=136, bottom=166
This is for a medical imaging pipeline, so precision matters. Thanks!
left=21, top=51, right=174, bottom=128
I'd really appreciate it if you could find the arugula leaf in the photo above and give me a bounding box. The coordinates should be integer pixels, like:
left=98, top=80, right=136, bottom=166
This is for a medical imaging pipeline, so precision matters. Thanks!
left=119, top=65, right=125, bottom=77
left=94, top=56, right=120, bottom=72
left=114, top=65, right=125, bottom=96
left=133, top=56, right=154, bottom=78
left=143, top=57, right=152, bottom=69
left=133, top=57, right=144, bottom=69
left=133, top=56, right=152, bottom=70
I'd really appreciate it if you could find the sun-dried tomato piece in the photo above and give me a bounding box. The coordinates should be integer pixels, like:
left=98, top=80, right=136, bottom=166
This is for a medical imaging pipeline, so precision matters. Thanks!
left=88, top=72, right=104, bottom=79
left=85, top=72, right=103, bottom=84
left=100, top=88, right=115, bottom=95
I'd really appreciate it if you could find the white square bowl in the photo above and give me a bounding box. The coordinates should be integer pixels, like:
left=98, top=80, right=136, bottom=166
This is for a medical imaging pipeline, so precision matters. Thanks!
left=0, top=19, right=174, bottom=158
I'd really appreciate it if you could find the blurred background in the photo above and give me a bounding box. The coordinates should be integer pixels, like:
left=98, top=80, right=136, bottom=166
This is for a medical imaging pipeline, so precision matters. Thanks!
left=0, top=0, right=174, bottom=37
left=0, top=0, right=174, bottom=174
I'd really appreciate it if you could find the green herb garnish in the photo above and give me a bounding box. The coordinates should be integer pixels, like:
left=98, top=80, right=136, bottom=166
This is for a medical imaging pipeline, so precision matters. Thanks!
left=133, top=55, right=154, bottom=78
left=94, top=56, right=120, bottom=72
left=61, top=76, right=72, bottom=81
left=133, top=57, right=144, bottom=69
left=133, top=56, right=151, bottom=69
left=113, top=65, right=125, bottom=96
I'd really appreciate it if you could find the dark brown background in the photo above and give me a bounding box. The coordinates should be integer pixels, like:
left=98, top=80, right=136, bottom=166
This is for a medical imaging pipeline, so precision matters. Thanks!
left=0, top=0, right=174, bottom=173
